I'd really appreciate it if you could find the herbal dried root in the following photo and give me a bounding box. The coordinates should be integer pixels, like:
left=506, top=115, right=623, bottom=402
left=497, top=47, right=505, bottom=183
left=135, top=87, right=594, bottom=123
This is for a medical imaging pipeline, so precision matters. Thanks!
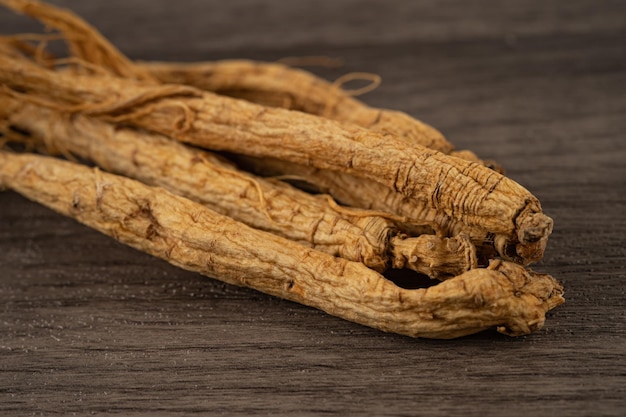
left=0, top=94, right=476, bottom=278
left=147, top=60, right=508, bottom=170
left=231, top=154, right=544, bottom=264
left=145, top=60, right=456, bottom=153
left=0, top=151, right=564, bottom=338
left=0, top=53, right=553, bottom=260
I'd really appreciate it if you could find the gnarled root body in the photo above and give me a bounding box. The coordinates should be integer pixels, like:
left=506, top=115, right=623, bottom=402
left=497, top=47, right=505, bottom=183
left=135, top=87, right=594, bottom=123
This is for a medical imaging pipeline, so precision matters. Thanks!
left=0, top=151, right=564, bottom=339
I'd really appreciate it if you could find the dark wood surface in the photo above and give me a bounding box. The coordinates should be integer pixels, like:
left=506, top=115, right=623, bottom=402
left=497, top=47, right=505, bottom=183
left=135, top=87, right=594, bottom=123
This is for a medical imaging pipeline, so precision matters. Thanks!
left=1, top=1, right=625, bottom=415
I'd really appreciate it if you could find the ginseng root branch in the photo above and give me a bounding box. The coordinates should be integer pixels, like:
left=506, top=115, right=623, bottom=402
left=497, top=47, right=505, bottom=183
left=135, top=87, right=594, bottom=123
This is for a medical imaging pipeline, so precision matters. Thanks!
left=0, top=150, right=565, bottom=339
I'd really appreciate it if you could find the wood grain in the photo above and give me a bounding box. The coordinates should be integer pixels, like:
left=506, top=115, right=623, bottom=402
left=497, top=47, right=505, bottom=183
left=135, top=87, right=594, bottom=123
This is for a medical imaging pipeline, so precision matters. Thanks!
left=1, top=1, right=625, bottom=416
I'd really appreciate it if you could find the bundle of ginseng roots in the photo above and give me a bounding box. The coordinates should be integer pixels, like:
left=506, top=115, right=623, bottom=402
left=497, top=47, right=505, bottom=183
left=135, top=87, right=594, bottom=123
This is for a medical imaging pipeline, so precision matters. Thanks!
left=0, top=0, right=563, bottom=339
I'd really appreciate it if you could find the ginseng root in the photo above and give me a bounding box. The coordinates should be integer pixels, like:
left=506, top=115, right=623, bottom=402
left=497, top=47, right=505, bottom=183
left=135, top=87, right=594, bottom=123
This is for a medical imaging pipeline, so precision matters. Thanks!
left=0, top=52, right=553, bottom=261
left=145, top=60, right=502, bottom=171
left=0, top=150, right=564, bottom=339
left=144, top=60, right=455, bottom=153
left=231, top=154, right=545, bottom=264
left=0, top=94, right=476, bottom=279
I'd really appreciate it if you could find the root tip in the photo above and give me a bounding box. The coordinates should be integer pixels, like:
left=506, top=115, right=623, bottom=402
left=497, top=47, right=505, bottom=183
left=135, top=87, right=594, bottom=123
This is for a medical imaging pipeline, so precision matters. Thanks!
left=517, top=212, right=553, bottom=244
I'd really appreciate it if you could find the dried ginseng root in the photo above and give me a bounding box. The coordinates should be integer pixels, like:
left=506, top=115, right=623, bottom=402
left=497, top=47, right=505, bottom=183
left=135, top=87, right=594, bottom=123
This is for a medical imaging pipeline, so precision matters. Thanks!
left=0, top=94, right=476, bottom=279
left=0, top=53, right=554, bottom=265
left=231, top=154, right=539, bottom=264
left=145, top=60, right=453, bottom=152
left=145, top=60, right=503, bottom=171
left=0, top=151, right=564, bottom=339
left=0, top=0, right=500, bottom=170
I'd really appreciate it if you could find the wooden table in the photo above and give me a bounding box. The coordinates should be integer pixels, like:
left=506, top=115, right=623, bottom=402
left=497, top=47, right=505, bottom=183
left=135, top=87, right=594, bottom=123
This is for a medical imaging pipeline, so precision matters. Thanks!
left=1, top=1, right=625, bottom=415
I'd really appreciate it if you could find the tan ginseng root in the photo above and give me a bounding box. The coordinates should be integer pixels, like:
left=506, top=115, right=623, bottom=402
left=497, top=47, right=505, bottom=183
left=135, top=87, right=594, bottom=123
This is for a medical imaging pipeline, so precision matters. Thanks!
left=145, top=60, right=458, bottom=154
left=0, top=150, right=564, bottom=339
left=0, top=94, right=476, bottom=279
left=0, top=52, right=553, bottom=265
left=0, top=0, right=500, bottom=170
left=145, top=60, right=503, bottom=171
left=230, top=154, right=541, bottom=265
